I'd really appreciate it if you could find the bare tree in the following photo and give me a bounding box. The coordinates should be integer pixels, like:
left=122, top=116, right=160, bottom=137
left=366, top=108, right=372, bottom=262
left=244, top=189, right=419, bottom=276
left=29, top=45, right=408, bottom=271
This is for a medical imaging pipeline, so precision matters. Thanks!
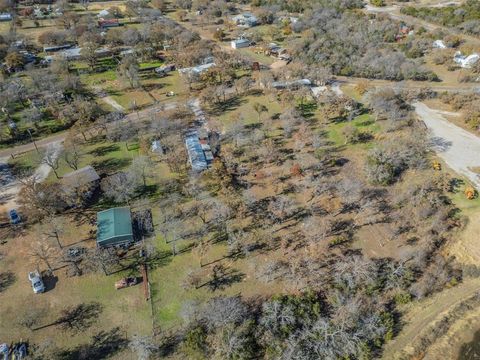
left=40, top=216, right=65, bottom=249
left=130, top=155, right=155, bottom=188
left=129, top=335, right=158, bottom=360
left=201, top=296, right=249, bottom=330
left=30, top=239, right=59, bottom=272
left=42, top=144, right=62, bottom=179
left=117, top=55, right=140, bottom=89
left=101, top=171, right=139, bottom=204
left=63, top=138, right=84, bottom=171
left=253, top=102, right=268, bottom=122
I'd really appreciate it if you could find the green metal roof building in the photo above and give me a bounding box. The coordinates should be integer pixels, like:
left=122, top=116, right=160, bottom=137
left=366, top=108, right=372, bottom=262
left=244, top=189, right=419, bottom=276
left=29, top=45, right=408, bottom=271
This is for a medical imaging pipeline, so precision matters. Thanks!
left=96, top=207, right=134, bottom=247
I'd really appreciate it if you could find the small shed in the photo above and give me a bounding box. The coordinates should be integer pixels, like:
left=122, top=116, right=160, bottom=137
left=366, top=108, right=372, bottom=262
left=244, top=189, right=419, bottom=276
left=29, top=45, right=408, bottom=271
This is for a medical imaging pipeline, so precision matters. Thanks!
left=97, top=207, right=134, bottom=247
left=231, top=38, right=250, bottom=49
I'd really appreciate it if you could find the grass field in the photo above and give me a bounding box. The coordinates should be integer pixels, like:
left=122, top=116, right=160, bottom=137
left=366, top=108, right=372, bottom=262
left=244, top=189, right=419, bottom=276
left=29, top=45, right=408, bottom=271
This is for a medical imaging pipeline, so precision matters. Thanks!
left=327, top=113, right=381, bottom=148
left=215, top=93, right=283, bottom=128
left=0, top=213, right=151, bottom=355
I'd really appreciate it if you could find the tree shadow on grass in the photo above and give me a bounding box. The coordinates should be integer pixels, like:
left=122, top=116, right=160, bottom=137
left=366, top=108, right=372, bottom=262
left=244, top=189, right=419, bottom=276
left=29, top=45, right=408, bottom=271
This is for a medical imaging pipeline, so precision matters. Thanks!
left=135, top=184, right=159, bottom=199
left=88, top=144, right=120, bottom=157
left=210, top=96, right=247, bottom=116
left=0, top=271, right=16, bottom=293
left=42, top=272, right=58, bottom=292
left=56, top=302, right=103, bottom=333
left=111, top=249, right=173, bottom=276
left=53, top=327, right=127, bottom=360
left=92, top=158, right=131, bottom=175
left=204, top=267, right=245, bottom=292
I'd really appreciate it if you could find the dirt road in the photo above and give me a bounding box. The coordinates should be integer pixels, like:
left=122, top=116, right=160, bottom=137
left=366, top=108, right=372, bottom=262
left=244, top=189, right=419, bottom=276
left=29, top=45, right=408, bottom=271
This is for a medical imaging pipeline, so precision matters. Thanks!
left=414, top=102, right=480, bottom=189
left=382, top=278, right=480, bottom=359
left=0, top=132, right=67, bottom=159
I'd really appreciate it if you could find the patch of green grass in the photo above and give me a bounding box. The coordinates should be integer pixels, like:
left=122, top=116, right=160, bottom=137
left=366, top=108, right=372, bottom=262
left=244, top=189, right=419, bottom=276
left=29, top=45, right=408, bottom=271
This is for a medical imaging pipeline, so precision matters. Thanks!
left=237, top=48, right=275, bottom=65
left=139, top=61, right=164, bottom=69
left=341, top=85, right=363, bottom=102
left=111, top=90, right=154, bottom=110
left=448, top=177, right=480, bottom=215
left=9, top=148, right=45, bottom=174
left=216, top=93, right=282, bottom=128
left=80, top=69, right=117, bottom=87
left=43, top=139, right=139, bottom=182
left=327, top=113, right=380, bottom=148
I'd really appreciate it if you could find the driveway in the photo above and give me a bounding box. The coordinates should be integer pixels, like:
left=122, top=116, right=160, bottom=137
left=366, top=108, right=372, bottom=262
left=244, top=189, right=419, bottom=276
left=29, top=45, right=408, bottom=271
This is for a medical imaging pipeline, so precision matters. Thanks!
left=414, top=102, right=480, bottom=188
left=0, top=141, right=63, bottom=212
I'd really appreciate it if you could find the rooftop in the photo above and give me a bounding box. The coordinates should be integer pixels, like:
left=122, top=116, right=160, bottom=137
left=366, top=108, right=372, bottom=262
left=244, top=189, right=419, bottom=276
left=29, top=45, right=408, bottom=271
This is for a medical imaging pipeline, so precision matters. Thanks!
left=62, top=165, right=100, bottom=188
left=97, top=207, right=133, bottom=247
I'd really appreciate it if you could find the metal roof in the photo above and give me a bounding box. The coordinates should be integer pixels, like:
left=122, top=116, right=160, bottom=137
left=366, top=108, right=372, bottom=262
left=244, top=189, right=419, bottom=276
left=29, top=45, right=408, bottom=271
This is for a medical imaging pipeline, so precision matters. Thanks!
left=97, top=207, right=133, bottom=247
left=185, top=132, right=208, bottom=171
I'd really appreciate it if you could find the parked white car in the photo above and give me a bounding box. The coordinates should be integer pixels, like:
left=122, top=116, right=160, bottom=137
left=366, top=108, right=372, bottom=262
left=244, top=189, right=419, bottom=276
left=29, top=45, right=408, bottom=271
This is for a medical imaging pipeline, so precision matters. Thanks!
left=28, top=271, right=45, bottom=294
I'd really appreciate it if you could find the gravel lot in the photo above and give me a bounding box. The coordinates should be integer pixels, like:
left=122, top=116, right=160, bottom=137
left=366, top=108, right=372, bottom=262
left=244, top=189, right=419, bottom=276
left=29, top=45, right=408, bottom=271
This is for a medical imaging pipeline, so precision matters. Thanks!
left=414, top=102, right=480, bottom=188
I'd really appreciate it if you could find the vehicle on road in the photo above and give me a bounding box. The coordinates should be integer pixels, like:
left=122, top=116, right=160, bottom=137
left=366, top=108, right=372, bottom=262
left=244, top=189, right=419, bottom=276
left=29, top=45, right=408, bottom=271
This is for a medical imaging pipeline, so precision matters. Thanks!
left=8, top=209, right=21, bottom=224
left=28, top=271, right=45, bottom=294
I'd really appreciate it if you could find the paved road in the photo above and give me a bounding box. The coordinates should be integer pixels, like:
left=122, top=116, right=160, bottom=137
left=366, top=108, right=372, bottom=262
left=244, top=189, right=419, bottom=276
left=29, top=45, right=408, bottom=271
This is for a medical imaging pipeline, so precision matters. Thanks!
left=335, top=76, right=479, bottom=94
left=414, top=102, right=480, bottom=188
left=0, top=132, right=67, bottom=159
left=365, top=4, right=480, bottom=47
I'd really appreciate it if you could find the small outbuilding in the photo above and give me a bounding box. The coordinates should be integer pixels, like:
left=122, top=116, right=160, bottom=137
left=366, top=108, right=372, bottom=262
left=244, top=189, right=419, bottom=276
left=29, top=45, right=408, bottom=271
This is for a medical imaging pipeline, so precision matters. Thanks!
left=231, top=38, right=251, bottom=49
left=97, top=207, right=134, bottom=247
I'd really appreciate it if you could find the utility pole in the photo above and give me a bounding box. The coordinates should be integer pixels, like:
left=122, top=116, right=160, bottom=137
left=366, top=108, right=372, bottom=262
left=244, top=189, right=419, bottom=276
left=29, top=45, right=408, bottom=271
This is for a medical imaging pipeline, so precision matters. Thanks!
left=27, top=128, right=39, bottom=153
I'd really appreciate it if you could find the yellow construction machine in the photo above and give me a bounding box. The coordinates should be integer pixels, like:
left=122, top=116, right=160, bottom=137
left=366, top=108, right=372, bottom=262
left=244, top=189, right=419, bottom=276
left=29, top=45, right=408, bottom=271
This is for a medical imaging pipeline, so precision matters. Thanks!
left=465, top=186, right=476, bottom=200
left=432, top=160, right=441, bottom=171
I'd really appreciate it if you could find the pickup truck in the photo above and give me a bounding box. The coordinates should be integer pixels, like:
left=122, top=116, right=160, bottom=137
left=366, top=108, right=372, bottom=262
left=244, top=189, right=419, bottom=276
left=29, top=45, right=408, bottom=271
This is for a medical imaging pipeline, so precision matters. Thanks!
left=28, top=271, right=45, bottom=294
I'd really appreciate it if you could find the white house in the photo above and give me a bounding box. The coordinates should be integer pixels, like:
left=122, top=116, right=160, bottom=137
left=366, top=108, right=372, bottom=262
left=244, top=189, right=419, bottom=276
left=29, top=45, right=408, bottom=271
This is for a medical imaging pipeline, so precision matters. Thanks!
left=433, top=40, right=447, bottom=49
left=232, top=13, right=258, bottom=27
left=454, top=51, right=480, bottom=68
left=178, top=62, right=216, bottom=78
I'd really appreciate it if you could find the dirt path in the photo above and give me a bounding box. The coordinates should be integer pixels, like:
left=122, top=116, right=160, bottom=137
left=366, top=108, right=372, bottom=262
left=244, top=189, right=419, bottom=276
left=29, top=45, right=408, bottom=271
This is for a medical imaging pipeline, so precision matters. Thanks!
left=382, top=278, right=480, bottom=359
left=414, top=102, right=480, bottom=189
left=92, top=86, right=125, bottom=112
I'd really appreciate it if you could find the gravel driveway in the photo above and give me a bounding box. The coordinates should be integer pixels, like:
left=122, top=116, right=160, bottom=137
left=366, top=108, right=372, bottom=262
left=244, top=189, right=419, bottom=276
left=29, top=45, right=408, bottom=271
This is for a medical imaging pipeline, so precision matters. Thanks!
left=0, top=141, right=63, bottom=212
left=414, top=102, right=480, bottom=188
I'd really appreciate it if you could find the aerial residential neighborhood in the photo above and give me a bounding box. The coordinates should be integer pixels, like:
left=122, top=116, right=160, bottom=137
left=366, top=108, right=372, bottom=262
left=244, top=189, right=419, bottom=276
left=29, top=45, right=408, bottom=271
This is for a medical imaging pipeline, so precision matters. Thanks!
left=1, top=0, right=480, bottom=359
